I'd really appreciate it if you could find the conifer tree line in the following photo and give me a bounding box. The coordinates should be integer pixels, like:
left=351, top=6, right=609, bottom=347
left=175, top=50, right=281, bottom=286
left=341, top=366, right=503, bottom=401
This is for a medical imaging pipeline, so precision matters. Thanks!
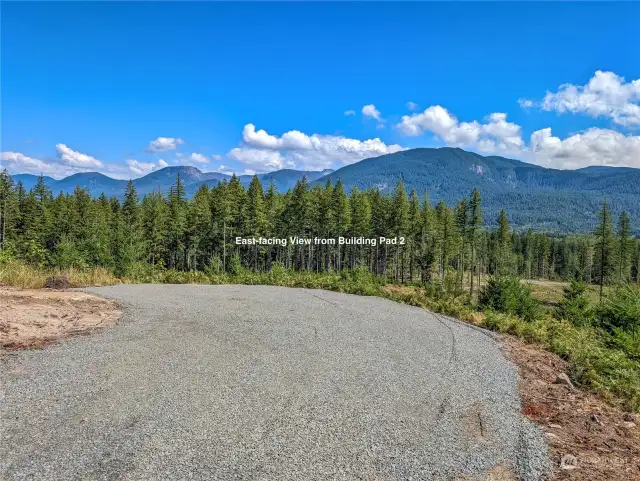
left=1, top=169, right=639, bottom=286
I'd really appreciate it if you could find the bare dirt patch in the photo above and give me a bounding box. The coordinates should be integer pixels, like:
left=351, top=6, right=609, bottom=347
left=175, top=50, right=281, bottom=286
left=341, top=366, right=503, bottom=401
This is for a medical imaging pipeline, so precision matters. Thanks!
left=501, top=335, right=640, bottom=481
left=0, top=287, right=121, bottom=350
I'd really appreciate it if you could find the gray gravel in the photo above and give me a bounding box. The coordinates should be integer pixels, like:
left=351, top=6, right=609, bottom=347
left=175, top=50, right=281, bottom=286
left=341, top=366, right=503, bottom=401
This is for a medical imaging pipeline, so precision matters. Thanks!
left=1, top=284, right=550, bottom=480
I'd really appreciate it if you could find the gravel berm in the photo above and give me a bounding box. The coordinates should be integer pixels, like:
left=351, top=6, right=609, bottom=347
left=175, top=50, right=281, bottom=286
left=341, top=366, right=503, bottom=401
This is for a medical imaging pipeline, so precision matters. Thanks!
left=1, top=284, right=551, bottom=480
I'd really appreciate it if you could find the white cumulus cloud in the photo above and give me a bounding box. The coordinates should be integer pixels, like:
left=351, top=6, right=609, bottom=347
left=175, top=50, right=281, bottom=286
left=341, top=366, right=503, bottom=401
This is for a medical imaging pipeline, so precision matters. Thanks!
left=125, top=159, right=169, bottom=176
left=145, top=137, right=185, bottom=153
left=396, top=103, right=640, bottom=169
left=1, top=149, right=174, bottom=180
left=362, top=104, right=383, bottom=122
left=174, top=152, right=211, bottom=166
left=397, top=106, right=524, bottom=156
left=56, top=144, right=104, bottom=168
left=231, top=124, right=404, bottom=171
left=227, top=148, right=286, bottom=172
left=518, top=98, right=534, bottom=108
left=531, top=70, right=640, bottom=127
left=1, top=151, right=73, bottom=177
left=406, top=101, right=419, bottom=111
left=187, top=153, right=210, bottom=164
left=528, top=127, right=640, bottom=169
left=344, top=110, right=356, bottom=116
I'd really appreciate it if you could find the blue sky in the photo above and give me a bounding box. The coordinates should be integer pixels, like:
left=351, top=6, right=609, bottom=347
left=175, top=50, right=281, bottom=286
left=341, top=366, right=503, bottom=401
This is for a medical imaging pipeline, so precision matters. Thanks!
left=2, top=1, right=639, bottom=179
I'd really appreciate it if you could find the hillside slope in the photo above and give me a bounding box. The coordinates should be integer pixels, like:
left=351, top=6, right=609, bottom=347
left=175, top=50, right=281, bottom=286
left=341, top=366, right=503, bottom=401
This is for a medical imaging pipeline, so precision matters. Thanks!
left=312, top=148, right=640, bottom=233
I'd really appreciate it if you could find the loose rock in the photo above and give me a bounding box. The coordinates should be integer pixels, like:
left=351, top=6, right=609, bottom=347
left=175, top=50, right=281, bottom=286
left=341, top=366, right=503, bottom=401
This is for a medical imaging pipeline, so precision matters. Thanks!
left=554, top=373, right=575, bottom=390
left=560, top=454, right=578, bottom=470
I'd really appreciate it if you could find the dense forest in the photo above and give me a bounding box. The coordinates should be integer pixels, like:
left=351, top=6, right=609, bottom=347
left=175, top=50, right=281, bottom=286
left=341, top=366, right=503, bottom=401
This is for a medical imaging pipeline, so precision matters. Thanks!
left=1, top=169, right=639, bottom=289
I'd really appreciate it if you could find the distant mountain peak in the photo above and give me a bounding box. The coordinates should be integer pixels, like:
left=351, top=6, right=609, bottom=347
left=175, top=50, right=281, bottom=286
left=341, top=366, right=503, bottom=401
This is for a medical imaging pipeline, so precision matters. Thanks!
left=159, top=165, right=203, bottom=175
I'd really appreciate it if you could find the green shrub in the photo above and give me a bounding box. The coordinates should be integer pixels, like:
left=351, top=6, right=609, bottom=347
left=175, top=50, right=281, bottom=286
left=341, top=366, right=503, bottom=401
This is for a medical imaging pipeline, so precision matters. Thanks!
left=606, top=328, right=640, bottom=361
left=0, top=242, right=17, bottom=264
left=125, top=262, right=164, bottom=283
left=597, top=284, right=640, bottom=335
left=443, top=268, right=463, bottom=298
left=228, top=255, right=244, bottom=276
left=203, top=255, right=223, bottom=276
left=50, top=237, right=88, bottom=269
left=556, top=279, right=594, bottom=327
left=478, top=275, right=540, bottom=322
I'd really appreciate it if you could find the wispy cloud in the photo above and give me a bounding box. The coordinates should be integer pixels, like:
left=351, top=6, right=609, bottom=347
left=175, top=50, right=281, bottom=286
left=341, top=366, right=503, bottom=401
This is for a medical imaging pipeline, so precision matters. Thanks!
left=145, top=137, right=185, bottom=153
left=362, top=104, right=383, bottom=122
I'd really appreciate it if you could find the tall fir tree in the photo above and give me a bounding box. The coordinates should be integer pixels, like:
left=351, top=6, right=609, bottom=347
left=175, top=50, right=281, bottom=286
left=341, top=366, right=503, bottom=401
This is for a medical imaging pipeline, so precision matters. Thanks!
left=617, top=211, right=632, bottom=282
left=390, top=180, right=409, bottom=281
left=0, top=170, right=19, bottom=249
left=167, top=174, right=188, bottom=269
left=467, top=188, right=483, bottom=296
left=245, top=176, right=267, bottom=269
left=331, top=179, right=350, bottom=271
left=454, top=199, right=468, bottom=290
left=594, top=201, right=615, bottom=301
left=122, top=180, right=139, bottom=230
left=496, top=209, right=511, bottom=275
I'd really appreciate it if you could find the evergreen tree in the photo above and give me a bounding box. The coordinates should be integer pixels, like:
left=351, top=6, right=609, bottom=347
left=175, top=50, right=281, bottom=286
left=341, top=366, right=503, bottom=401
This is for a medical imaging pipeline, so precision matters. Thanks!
left=435, top=201, right=455, bottom=279
left=245, top=176, right=267, bottom=269
left=390, top=180, right=409, bottom=281
left=283, top=177, right=311, bottom=269
left=418, top=190, right=436, bottom=283
left=594, top=201, right=615, bottom=301
left=167, top=174, right=188, bottom=269
left=369, top=189, right=389, bottom=275
left=331, top=180, right=350, bottom=271
left=141, top=190, right=169, bottom=266
left=122, top=180, right=139, bottom=230
left=454, top=199, right=468, bottom=290
left=468, top=188, right=483, bottom=296
left=496, top=209, right=511, bottom=275
left=0, top=170, right=19, bottom=249
left=617, top=211, right=632, bottom=282
left=350, top=186, right=372, bottom=269
left=316, top=180, right=334, bottom=270
left=186, top=185, right=212, bottom=270
left=407, top=190, right=421, bottom=281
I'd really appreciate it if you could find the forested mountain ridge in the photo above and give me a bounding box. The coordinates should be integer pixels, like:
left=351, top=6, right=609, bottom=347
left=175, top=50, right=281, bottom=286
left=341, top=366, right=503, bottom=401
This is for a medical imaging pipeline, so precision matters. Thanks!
left=6, top=147, right=640, bottom=232
left=186, top=168, right=334, bottom=195
left=311, top=148, right=640, bottom=233
left=12, top=167, right=334, bottom=200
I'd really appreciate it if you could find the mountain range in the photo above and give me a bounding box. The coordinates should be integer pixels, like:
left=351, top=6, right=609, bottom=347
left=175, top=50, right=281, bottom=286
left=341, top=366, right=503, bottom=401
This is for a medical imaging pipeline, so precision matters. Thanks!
left=310, top=148, right=640, bottom=233
left=8, top=148, right=640, bottom=233
left=12, top=167, right=334, bottom=199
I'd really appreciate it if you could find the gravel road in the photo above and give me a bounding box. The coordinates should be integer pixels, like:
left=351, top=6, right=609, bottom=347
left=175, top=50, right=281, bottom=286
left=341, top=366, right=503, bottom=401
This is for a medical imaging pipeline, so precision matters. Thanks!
left=1, top=284, right=550, bottom=480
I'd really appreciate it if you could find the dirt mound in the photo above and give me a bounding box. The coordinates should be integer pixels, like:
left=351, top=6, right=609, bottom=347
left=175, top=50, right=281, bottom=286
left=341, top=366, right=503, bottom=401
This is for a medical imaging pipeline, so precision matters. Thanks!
left=44, top=276, right=71, bottom=289
left=0, top=287, right=121, bottom=350
left=501, top=335, right=640, bottom=480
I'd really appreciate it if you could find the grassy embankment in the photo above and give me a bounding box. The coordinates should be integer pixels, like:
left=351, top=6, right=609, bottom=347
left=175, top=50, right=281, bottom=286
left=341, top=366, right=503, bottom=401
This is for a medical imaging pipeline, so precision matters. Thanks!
left=1, top=258, right=639, bottom=412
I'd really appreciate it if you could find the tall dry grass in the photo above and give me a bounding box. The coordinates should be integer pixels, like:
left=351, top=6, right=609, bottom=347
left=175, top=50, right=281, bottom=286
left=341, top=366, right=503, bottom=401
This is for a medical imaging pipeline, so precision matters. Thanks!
left=0, top=260, right=119, bottom=289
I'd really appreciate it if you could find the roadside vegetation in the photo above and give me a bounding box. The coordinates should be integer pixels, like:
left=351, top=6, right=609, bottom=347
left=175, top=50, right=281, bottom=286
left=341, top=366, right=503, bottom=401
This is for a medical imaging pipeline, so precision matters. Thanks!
left=1, top=169, right=639, bottom=411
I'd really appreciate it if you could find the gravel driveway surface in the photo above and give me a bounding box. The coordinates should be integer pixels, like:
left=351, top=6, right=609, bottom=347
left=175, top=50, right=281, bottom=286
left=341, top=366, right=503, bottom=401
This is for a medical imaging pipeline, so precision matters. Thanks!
left=1, top=284, right=550, bottom=480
